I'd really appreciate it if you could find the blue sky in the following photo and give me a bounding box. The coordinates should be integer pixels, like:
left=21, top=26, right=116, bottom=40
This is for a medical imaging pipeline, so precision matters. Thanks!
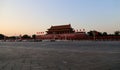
left=0, top=0, right=120, bottom=36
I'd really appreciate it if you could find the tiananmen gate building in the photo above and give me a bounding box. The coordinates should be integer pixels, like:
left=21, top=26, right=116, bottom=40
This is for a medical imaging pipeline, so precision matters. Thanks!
left=36, top=24, right=87, bottom=40
left=46, top=24, right=75, bottom=34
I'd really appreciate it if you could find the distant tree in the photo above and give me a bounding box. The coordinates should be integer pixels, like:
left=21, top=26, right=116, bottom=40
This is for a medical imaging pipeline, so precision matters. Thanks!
left=114, top=31, right=120, bottom=36
left=32, top=34, right=36, bottom=39
left=97, top=32, right=102, bottom=36
left=22, top=34, right=31, bottom=39
left=87, top=31, right=94, bottom=36
left=8, top=36, right=16, bottom=40
left=0, top=34, right=5, bottom=40
left=87, top=30, right=103, bottom=36
left=103, top=32, right=108, bottom=36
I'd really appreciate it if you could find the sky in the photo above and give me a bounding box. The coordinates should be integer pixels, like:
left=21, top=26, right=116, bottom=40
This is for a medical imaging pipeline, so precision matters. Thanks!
left=0, top=0, right=120, bottom=36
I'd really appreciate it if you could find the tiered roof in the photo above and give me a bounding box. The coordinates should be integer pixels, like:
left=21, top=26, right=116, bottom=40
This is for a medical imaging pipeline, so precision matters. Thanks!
left=47, top=24, right=75, bottom=34
left=49, top=24, right=71, bottom=30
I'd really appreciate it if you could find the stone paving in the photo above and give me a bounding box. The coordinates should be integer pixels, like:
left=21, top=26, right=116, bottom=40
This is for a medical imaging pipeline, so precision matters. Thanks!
left=0, top=41, right=120, bottom=70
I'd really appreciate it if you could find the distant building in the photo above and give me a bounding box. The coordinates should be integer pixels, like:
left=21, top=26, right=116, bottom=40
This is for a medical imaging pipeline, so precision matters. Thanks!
left=36, top=24, right=88, bottom=40
left=46, top=24, right=75, bottom=34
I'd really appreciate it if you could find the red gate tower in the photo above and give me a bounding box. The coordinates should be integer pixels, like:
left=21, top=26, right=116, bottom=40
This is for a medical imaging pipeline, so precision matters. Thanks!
left=46, top=24, right=75, bottom=34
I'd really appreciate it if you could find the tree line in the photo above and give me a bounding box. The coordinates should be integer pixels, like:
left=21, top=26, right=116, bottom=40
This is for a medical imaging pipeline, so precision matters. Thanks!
left=87, top=31, right=120, bottom=36
left=0, top=34, right=36, bottom=40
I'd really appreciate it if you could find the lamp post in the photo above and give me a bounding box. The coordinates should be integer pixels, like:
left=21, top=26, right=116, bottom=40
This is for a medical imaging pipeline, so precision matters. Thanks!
left=93, top=31, right=96, bottom=41
left=53, top=32, right=56, bottom=40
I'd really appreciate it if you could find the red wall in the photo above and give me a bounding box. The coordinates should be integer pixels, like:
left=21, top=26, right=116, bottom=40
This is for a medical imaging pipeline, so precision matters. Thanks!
left=36, top=34, right=120, bottom=40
